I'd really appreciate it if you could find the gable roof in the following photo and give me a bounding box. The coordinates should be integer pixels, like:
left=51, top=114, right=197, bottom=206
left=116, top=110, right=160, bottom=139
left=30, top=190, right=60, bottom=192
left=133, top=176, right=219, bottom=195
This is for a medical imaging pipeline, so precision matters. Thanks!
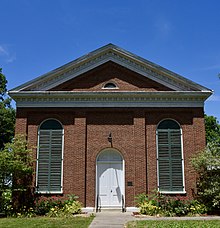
left=9, top=44, right=212, bottom=108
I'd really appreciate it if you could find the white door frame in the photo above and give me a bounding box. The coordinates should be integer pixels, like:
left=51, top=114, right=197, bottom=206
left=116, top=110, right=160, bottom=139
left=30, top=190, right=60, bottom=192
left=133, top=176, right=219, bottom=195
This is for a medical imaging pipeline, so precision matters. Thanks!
left=96, top=148, right=125, bottom=208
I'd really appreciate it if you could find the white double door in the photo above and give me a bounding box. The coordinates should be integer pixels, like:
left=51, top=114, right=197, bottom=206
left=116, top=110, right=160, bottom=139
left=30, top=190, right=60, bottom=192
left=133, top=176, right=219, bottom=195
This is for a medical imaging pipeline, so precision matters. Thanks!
left=97, top=162, right=123, bottom=207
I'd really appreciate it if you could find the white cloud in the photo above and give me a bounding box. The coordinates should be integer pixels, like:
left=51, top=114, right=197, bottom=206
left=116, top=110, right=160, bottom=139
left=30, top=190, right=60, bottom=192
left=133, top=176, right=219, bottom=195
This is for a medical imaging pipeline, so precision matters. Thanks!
left=6, top=54, right=16, bottom=63
left=0, top=45, right=9, bottom=56
left=0, top=45, right=16, bottom=63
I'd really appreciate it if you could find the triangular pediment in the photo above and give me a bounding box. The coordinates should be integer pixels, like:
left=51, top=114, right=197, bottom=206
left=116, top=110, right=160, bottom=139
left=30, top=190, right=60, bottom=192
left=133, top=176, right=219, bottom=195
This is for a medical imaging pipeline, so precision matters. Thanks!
left=9, top=44, right=212, bottom=108
left=50, top=61, right=173, bottom=92
left=10, top=44, right=211, bottom=92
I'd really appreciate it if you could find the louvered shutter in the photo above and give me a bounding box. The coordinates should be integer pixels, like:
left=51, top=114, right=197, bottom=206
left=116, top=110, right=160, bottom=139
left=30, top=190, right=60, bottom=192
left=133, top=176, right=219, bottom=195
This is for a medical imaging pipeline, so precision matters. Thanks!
left=157, top=129, right=183, bottom=192
left=37, top=129, right=63, bottom=193
left=50, top=130, right=63, bottom=192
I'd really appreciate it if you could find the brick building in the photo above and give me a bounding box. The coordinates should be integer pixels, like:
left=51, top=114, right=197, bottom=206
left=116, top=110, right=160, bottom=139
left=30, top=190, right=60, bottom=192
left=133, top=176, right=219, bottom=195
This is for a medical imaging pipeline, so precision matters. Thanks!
left=9, top=44, right=212, bottom=211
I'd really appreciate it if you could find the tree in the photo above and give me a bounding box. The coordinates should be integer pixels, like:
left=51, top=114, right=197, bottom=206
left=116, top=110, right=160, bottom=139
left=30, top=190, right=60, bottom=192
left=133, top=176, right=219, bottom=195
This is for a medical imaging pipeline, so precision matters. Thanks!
left=191, top=115, right=220, bottom=214
left=204, top=114, right=220, bottom=145
left=192, top=143, right=220, bottom=213
left=0, top=68, right=15, bottom=150
left=0, top=135, right=34, bottom=213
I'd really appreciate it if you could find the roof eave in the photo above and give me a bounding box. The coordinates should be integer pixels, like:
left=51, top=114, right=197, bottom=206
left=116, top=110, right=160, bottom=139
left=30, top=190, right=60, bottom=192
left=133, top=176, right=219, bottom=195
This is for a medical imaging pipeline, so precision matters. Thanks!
left=9, top=90, right=213, bottom=101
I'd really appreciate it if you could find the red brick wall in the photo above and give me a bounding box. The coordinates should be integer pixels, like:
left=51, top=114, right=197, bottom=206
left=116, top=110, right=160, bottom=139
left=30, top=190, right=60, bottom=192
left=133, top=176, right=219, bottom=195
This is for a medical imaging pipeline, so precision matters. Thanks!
left=15, top=107, right=206, bottom=207
left=50, top=62, right=172, bottom=92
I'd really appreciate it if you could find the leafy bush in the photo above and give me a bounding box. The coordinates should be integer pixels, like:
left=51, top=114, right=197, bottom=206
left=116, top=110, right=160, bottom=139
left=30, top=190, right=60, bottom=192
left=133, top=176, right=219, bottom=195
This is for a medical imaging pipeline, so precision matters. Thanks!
left=0, top=135, right=34, bottom=213
left=139, top=201, right=159, bottom=216
left=0, top=189, right=12, bottom=215
left=47, top=201, right=82, bottom=217
left=46, top=206, right=60, bottom=217
left=189, top=200, right=207, bottom=215
left=136, top=191, right=207, bottom=217
left=135, top=192, right=150, bottom=207
left=63, top=201, right=82, bottom=215
left=191, top=142, right=220, bottom=213
left=13, top=207, right=35, bottom=218
left=34, top=196, right=64, bottom=216
left=35, top=194, right=82, bottom=217
left=159, top=196, right=190, bottom=216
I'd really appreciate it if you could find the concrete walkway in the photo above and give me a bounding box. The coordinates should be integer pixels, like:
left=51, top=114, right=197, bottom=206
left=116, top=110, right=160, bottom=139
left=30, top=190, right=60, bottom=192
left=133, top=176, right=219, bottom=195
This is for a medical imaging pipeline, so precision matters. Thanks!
left=89, top=211, right=220, bottom=228
left=89, top=211, right=134, bottom=228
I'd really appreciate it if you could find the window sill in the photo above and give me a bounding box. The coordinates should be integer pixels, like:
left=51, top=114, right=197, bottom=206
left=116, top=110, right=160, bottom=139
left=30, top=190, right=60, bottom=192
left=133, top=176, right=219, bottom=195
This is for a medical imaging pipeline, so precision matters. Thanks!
left=102, top=87, right=119, bottom=90
left=35, top=191, right=63, bottom=194
left=159, top=191, right=186, bottom=194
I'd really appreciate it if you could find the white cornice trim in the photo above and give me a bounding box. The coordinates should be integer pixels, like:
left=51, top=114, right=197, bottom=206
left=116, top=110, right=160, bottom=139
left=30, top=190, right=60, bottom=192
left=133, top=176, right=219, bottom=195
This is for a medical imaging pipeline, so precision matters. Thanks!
left=9, top=91, right=211, bottom=108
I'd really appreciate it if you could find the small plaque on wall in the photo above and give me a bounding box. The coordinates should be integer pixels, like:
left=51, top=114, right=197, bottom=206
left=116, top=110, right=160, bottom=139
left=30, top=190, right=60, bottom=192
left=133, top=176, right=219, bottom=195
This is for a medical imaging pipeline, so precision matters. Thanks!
left=127, top=181, right=133, bottom=186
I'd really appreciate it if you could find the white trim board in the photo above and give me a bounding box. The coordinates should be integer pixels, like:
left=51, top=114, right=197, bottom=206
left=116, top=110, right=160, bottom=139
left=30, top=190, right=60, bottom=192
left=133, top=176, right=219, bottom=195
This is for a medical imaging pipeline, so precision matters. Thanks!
left=9, top=91, right=210, bottom=108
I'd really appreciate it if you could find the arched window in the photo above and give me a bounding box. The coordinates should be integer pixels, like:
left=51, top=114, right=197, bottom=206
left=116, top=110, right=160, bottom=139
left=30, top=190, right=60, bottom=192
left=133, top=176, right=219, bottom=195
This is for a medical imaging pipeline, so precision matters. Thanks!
left=103, top=82, right=118, bottom=89
left=36, top=119, right=63, bottom=193
left=157, top=119, right=185, bottom=193
left=97, top=149, right=123, bottom=162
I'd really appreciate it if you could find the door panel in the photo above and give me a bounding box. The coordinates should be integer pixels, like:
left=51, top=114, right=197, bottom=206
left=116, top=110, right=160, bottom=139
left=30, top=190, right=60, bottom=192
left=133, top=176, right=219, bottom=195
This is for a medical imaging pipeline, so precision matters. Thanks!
left=110, top=163, right=122, bottom=205
left=97, top=162, right=123, bottom=207
left=98, top=163, right=109, bottom=206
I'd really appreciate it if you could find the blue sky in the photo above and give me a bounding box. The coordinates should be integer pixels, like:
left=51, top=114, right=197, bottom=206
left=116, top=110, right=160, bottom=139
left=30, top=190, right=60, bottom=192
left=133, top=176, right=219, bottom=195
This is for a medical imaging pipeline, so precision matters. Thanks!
left=1, top=0, right=219, bottom=120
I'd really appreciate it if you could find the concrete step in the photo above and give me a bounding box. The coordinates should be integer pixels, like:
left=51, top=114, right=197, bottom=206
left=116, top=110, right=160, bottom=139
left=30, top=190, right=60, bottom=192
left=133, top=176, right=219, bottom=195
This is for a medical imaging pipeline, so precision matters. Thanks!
left=97, top=207, right=126, bottom=213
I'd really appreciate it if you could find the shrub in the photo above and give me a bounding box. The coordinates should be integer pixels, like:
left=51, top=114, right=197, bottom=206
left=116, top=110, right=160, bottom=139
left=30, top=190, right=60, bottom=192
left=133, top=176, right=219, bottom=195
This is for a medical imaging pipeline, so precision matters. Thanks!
left=136, top=191, right=207, bottom=217
left=0, top=135, right=34, bottom=214
left=159, top=196, right=190, bottom=216
left=139, top=201, right=159, bottom=216
left=191, top=143, right=220, bottom=213
left=0, top=189, right=12, bottom=215
left=135, top=190, right=159, bottom=207
left=46, top=206, right=60, bottom=217
left=135, top=192, right=150, bottom=207
left=189, top=200, right=207, bottom=215
left=35, top=194, right=82, bottom=217
left=63, top=200, right=82, bottom=215
left=34, top=196, right=64, bottom=216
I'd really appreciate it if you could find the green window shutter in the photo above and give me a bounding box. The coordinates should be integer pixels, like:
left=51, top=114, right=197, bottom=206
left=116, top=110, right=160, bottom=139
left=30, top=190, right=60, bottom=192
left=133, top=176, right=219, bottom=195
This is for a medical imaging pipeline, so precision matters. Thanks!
left=50, top=130, right=63, bottom=192
left=37, top=130, right=51, bottom=192
left=37, top=129, right=63, bottom=193
left=157, top=129, right=183, bottom=192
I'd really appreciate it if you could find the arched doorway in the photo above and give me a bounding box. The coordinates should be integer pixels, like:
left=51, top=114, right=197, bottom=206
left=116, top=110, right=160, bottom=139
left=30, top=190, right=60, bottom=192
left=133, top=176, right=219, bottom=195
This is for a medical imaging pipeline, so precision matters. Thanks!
left=96, top=149, right=124, bottom=208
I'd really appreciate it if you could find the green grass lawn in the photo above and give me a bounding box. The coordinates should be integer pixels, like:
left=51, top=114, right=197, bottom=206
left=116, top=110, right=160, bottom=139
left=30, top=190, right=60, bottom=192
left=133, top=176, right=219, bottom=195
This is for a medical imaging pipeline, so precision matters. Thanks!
left=0, top=216, right=94, bottom=228
left=126, top=220, right=220, bottom=228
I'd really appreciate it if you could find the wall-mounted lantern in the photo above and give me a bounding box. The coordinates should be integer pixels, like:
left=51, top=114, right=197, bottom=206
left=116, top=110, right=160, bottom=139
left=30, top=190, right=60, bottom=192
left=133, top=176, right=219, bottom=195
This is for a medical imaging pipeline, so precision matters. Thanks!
left=108, top=132, right=112, bottom=143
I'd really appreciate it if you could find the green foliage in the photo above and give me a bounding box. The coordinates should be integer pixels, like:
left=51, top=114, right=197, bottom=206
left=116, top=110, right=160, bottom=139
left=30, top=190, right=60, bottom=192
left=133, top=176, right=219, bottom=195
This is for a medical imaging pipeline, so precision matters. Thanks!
left=159, top=196, right=189, bottom=216
left=0, top=68, right=7, bottom=97
left=34, top=194, right=82, bottom=217
left=0, top=135, right=33, bottom=190
left=205, top=114, right=220, bottom=145
left=192, top=143, right=220, bottom=213
left=0, top=135, right=34, bottom=214
left=34, top=196, right=65, bottom=216
left=189, top=200, right=208, bottom=215
left=0, top=68, right=15, bottom=150
left=0, top=189, right=12, bottom=215
left=47, top=201, right=82, bottom=217
left=62, top=201, right=82, bottom=215
left=136, top=191, right=207, bottom=217
left=135, top=192, right=151, bottom=206
left=139, top=201, right=159, bottom=216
